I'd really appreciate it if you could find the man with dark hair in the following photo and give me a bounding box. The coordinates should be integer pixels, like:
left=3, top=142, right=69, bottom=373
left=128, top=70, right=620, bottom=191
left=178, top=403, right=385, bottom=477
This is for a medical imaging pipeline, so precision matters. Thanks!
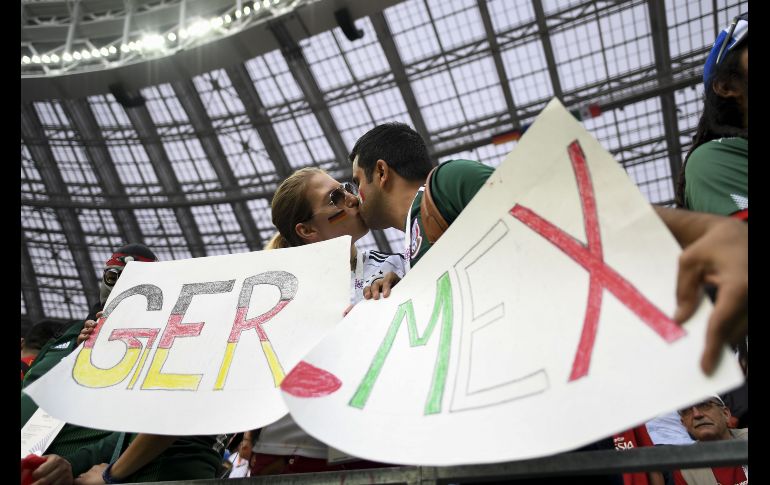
left=673, top=396, right=748, bottom=484
left=350, top=122, right=493, bottom=269
left=21, top=320, right=64, bottom=381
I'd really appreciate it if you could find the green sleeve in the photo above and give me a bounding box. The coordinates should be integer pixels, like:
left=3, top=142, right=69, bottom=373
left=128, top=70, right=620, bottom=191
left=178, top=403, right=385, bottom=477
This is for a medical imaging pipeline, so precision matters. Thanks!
left=684, top=139, right=748, bottom=216
left=430, top=159, right=495, bottom=224
left=61, top=431, right=122, bottom=476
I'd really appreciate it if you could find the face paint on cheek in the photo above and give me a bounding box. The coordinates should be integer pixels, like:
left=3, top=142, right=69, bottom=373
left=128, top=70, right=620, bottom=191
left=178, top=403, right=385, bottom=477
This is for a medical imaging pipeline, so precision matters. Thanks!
left=327, top=210, right=348, bottom=225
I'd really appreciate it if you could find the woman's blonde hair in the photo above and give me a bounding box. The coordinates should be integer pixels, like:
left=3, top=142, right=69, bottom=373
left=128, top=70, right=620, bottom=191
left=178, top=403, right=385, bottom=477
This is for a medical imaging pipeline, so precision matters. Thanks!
left=269, top=167, right=325, bottom=249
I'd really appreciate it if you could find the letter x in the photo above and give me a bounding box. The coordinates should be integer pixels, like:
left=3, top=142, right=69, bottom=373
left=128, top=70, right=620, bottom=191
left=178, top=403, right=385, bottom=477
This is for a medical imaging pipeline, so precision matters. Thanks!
left=509, top=140, right=685, bottom=381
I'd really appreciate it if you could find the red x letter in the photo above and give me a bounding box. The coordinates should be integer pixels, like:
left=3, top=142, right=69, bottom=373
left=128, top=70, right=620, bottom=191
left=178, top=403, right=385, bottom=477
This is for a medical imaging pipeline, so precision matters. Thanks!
left=510, top=140, right=685, bottom=381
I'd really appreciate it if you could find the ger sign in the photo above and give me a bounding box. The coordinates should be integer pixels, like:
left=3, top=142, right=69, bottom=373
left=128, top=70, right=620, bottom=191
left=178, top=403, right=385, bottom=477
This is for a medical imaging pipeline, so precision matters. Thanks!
left=24, top=237, right=350, bottom=435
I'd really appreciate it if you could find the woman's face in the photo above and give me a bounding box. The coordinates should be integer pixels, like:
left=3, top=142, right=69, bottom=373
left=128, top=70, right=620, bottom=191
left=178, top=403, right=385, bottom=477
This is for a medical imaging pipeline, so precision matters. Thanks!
left=295, top=172, right=368, bottom=244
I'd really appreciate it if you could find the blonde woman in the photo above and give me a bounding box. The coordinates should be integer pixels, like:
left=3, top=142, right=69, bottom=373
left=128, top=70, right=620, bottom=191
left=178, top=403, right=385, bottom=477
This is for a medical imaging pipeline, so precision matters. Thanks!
left=249, top=167, right=404, bottom=475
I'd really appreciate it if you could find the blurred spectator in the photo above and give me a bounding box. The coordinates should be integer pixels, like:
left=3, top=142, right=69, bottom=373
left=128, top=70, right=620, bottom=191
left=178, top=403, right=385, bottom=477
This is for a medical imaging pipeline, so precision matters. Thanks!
left=21, top=319, right=65, bottom=382
left=673, top=396, right=747, bottom=484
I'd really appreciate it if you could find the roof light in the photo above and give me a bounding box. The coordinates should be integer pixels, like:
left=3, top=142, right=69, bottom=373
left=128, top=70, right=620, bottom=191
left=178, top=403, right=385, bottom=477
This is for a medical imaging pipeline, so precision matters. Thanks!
left=108, top=46, right=117, bottom=54
left=121, top=44, right=130, bottom=53
left=224, top=14, right=232, bottom=23
left=63, top=52, right=72, bottom=61
left=244, top=6, right=251, bottom=15
left=81, top=50, right=91, bottom=59
left=253, top=2, right=260, bottom=10
left=100, top=47, right=109, bottom=56
left=42, top=54, right=51, bottom=63
left=22, top=56, right=31, bottom=64
left=91, top=49, right=101, bottom=57
left=32, top=55, right=41, bottom=63
left=167, top=32, right=177, bottom=41
left=180, top=29, right=189, bottom=39
left=235, top=9, right=242, bottom=18
left=50, top=54, right=60, bottom=62
left=263, top=0, right=270, bottom=7
left=73, top=52, right=82, bottom=60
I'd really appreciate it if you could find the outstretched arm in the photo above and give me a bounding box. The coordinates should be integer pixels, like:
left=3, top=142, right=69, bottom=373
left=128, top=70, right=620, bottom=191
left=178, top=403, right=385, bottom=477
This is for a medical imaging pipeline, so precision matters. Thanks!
left=654, top=206, right=748, bottom=374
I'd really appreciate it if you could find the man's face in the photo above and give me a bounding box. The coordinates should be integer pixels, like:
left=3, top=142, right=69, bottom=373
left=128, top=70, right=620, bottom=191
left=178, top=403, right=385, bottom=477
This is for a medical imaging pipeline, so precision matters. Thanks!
left=679, top=399, right=732, bottom=441
left=351, top=155, right=387, bottom=230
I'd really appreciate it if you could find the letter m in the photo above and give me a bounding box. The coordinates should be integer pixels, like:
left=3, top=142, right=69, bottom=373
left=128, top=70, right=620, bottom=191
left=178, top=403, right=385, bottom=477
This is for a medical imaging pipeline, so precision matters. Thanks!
left=349, top=272, right=453, bottom=415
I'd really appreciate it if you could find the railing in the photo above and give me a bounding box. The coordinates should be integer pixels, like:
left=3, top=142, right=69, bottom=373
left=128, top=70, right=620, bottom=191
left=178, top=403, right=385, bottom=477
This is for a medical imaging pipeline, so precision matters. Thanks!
left=128, top=439, right=747, bottom=484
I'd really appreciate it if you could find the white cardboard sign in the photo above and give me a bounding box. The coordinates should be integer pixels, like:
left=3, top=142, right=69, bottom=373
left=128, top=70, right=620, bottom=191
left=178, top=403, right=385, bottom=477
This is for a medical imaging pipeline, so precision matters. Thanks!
left=24, top=236, right=350, bottom=435
left=280, top=99, right=744, bottom=466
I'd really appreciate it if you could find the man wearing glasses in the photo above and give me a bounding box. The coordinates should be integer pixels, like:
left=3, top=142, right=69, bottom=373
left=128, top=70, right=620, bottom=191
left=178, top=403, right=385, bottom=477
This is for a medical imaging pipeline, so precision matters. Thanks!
left=673, top=396, right=747, bottom=484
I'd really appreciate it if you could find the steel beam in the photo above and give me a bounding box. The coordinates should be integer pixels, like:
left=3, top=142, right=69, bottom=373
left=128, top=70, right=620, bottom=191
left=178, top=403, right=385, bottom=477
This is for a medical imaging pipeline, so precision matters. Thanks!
left=21, top=231, right=44, bottom=324
left=369, top=12, right=434, bottom=150
left=21, top=102, right=102, bottom=309
left=269, top=19, right=391, bottom=253
left=121, top=98, right=207, bottom=257
left=61, top=98, right=144, bottom=244
left=64, top=0, right=81, bottom=55
left=477, top=0, right=521, bottom=130
left=268, top=20, right=349, bottom=166
left=532, top=0, right=564, bottom=100
left=171, top=79, right=264, bottom=250
left=430, top=72, right=701, bottom=159
left=648, top=0, right=683, bottom=193
left=225, top=64, right=294, bottom=180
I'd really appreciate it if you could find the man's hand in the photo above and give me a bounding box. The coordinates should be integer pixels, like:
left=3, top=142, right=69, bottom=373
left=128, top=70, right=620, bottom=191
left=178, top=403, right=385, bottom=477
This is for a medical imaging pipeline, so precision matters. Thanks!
left=73, top=463, right=108, bottom=485
left=77, top=311, right=102, bottom=346
left=30, top=454, right=73, bottom=485
left=363, top=272, right=402, bottom=300
left=671, top=216, right=748, bottom=375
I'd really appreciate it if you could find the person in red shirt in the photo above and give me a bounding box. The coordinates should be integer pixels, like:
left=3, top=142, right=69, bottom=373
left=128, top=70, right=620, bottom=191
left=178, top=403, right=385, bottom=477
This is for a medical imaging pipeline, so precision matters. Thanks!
left=20, top=320, right=63, bottom=382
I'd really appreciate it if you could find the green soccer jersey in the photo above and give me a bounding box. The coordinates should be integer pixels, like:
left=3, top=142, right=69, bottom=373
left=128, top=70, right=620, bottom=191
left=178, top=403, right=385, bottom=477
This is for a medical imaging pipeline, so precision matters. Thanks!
left=684, top=137, right=748, bottom=217
left=407, top=159, right=495, bottom=267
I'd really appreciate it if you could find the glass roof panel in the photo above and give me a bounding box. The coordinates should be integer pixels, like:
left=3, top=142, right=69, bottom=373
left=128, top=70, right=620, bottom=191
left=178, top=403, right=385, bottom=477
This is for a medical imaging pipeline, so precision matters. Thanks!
left=301, top=31, right=354, bottom=93
left=217, top=127, right=276, bottom=186
left=22, top=206, right=88, bottom=319
left=244, top=50, right=304, bottom=107
left=191, top=204, right=249, bottom=255
left=134, top=208, right=193, bottom=261
left=193, top=69, right=246, bottom=119
left=88, top=94, right=165, bottom=203
left=665, top=0, right=714, bottom=59
left=488, top=0, right=535, bottom=33
left=78, top=208, right=126, bottom=279
left=500, top=40, right=553, bottom=107
left=427, top=0, right=486, bottom=51
left=385, top=0, right=441, bottom=65
left=411, top=71, right=465, bottom=132
left=551, top=20, right=608, bottom=92
left=21, top=143, right=48, bottom=201
left=246, top=198, right=280, bottom=247
left=597, top=4, right=653, bottom=78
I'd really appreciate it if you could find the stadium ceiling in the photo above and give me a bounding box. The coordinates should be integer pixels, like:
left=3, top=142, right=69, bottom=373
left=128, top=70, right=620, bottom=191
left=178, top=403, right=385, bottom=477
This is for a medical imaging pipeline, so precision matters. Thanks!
left=21, top=0, right=747, bottom=330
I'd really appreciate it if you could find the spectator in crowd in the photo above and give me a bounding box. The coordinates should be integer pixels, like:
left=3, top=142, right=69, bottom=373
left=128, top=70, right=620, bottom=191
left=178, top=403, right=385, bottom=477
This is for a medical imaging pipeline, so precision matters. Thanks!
left=349, top=123, right=748, bottom=376
left=675, top=12, right=747, bottom=218
left=22, top=243, right=159, bottom=484
left=673, top=396, right=747, bottom=484
left=23, top=244, right=222, bottom=484
left=21, top=319, right=64, bottom=382
left=227, top=434, right=254, bottom=478
left=674, top=11, right=749, bottom=427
